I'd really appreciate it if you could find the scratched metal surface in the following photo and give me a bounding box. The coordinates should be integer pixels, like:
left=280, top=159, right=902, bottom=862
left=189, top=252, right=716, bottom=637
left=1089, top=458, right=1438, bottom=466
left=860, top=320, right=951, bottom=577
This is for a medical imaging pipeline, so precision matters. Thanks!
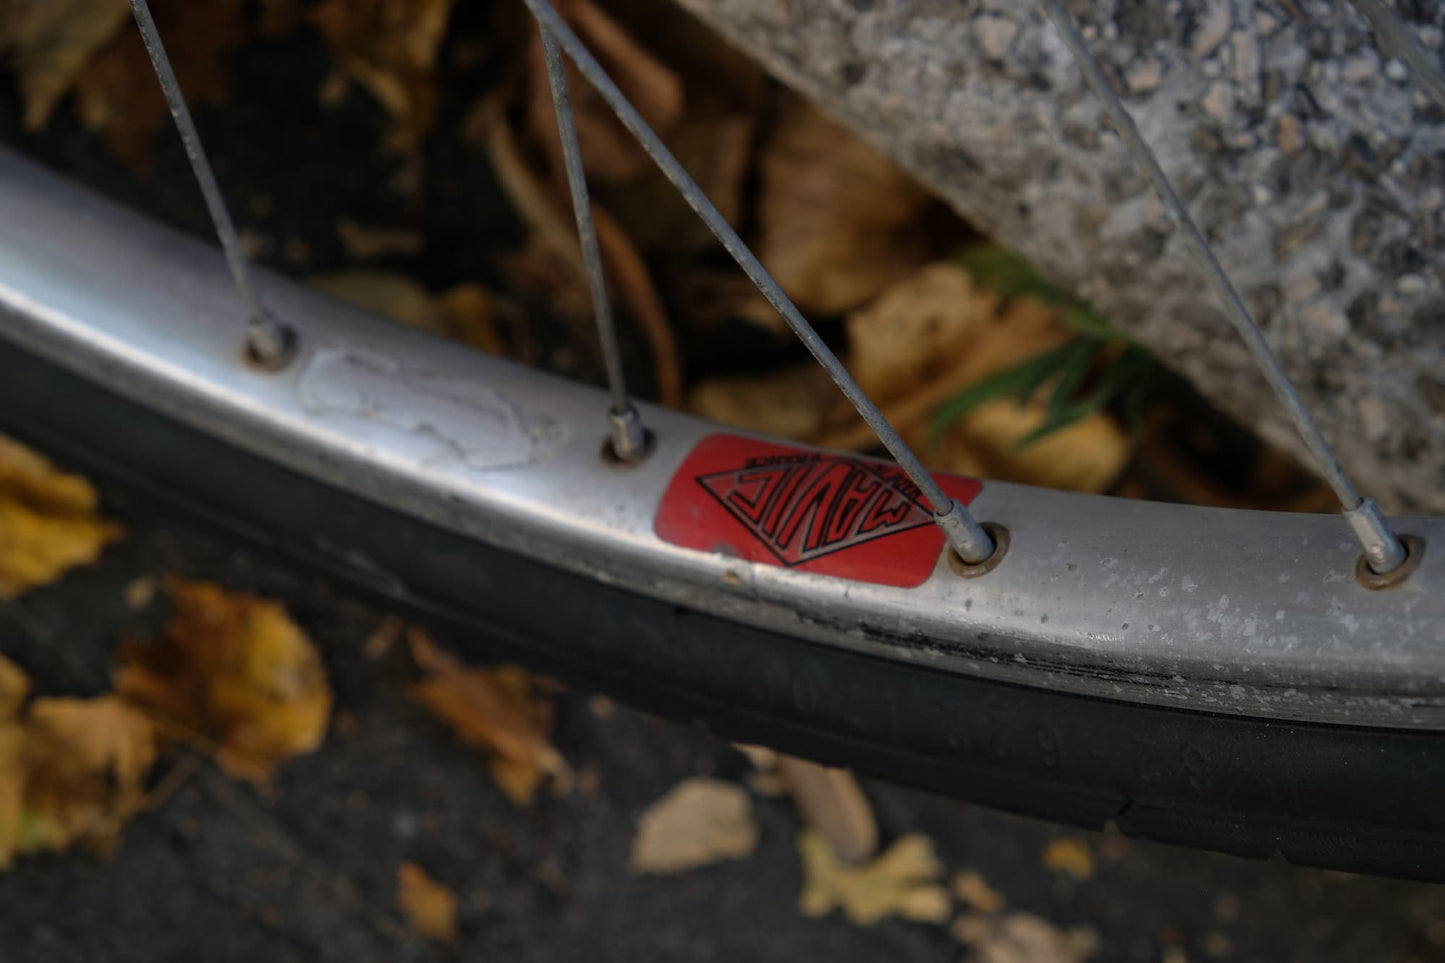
left=1, top=149, right=1442, bottom=728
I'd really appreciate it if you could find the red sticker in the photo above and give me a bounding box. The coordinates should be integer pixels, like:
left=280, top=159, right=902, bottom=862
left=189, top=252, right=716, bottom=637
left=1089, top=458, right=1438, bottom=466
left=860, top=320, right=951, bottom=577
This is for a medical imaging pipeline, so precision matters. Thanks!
left=654, top=433, right=983, bottom=588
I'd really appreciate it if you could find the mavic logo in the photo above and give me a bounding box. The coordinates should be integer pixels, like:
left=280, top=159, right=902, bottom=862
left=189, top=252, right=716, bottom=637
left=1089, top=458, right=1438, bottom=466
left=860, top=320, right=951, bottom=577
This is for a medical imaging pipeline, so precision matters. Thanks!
left=696, top=453, right=934, bottom=566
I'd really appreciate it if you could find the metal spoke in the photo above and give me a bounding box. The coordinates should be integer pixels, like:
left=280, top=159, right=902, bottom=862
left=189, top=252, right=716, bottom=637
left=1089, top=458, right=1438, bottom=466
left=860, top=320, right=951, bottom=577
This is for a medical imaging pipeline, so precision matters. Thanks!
left=1035, top=0, right=1406, bottom=575
left=1348, top=0, right=1445, bottom=112
left=128, top=0, right=291, bottom=364
left=519, top=0, right=995, bottom=562
left=537, top=22, right=647, bottom=461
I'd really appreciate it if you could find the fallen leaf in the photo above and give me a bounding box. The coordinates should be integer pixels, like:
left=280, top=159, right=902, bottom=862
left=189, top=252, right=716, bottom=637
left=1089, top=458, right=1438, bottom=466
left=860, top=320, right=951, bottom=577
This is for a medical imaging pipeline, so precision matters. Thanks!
left=921, top=400, right=1130, bottom=493
left=115, top=578, right=332, bottom=785
left=0, top=655, right=28, bottom=719
left=953, top=869, right=1007, bottom=914
left=688, top=363, right=844, bottom=442
left=0, top=0, right=129, bottom=130
left=755, top=95, right=935, bottom=316
left=310, top=270, right=504, bottom=354
left=844, top=263, right=1002, bottom=406
left=311, top=0, right=455, bottom=154
left=397, top=861, right=458, bottom=943
left=630, top=777, right=758, bottom=874
left=408, top=630, right=570, bottom=806
left=1041, top=837, right=1096, bottom=881
left=797, top=830, right=951, bottom=926
left=953, top=912, right=1101, bottom=963
left=7, top=696, right=157, bottom=865
left=73, top=0, right=247, bottom=172
left=773, top=756, right=877, bottom=864
left=0, top=434, right=123, bottom=599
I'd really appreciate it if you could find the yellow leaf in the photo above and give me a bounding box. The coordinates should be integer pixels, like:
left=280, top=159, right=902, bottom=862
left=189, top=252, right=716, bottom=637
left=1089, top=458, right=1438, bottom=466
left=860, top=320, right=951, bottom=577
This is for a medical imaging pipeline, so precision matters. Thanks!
left=630, top=778, right=758, bottom=875
left=397, top=861, right=458, bottom=943
left=116, top=578, right=332, bottom=785
left=0, top=434, right=122, bottom=599
left=1041, top=837, right=1096, bottom=881
left=16, top=696, right=157, bottom=859
left=797, top=830, right=950, bottom=926
left=952, top=912, right=1101, bottom=963
left=408, top=630, right=570, bottom=806
left=773, top=756, right=877, bottom=865
left=0, top=656, right=28, bottom=719
left=755, top=96, right=934, bottom=316
left=952, top=869, right=1007, bottom=915
left=0, top=722, right=22, bottom=868
left=0, top=0, right=129, bottom=129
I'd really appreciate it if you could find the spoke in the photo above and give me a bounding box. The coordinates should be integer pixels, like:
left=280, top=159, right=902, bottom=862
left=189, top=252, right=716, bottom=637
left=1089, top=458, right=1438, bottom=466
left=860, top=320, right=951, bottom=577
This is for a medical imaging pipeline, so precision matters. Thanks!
left=1035, top=0, right=1406, bottom=575
left=519, top=0, right=995, bottom=562
left=128, top=0, right=291, bottom=364
left=1348, top=0, right=1445, bottom=112
left=537, top=22, right=647, bottom=460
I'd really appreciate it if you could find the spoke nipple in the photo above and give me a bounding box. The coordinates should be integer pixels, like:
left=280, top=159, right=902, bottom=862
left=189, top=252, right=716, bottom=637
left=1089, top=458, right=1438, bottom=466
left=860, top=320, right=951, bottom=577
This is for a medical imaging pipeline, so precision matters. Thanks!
left=603, top=405, right=652, bottom=465
left=244, top=313, right=297, bottom=371
left=936, top=499, right=997, bottom=565
left=1343, top=497, right=1408, bottom=575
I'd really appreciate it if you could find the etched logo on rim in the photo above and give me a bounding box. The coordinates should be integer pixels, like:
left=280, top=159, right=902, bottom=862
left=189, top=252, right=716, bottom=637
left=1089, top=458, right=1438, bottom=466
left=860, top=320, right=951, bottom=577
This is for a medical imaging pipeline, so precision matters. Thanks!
left=654, top=434, right=983, bottom=588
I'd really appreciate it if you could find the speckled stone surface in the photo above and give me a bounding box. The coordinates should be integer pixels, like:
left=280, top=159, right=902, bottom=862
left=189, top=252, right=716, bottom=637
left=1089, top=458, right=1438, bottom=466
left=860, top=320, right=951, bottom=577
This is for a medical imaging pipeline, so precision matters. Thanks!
left=672, top=0, right=1445, bottom=512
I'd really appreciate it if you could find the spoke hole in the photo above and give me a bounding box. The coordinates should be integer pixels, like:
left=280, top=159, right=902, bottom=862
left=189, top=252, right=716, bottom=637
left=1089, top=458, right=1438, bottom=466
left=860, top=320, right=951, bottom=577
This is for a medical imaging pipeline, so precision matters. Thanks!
left=1355, top=533, right=1426, bottom=590
left=600, top=428, right=656, bottom=467
left=947, top=522, right=1010, bottom=578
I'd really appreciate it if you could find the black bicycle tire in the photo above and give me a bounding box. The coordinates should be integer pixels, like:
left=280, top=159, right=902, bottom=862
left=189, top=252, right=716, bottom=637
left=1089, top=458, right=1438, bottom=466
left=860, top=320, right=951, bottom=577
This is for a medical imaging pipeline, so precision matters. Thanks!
left=3, top=337, right=1443, bottom=881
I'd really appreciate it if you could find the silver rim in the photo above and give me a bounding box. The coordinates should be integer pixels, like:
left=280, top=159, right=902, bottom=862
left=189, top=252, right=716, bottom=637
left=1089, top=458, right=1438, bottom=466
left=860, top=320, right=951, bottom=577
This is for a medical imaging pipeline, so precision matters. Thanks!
left=2, top=149, right=1442, bottom=729
left=4, top=0, right=1444, bottom=729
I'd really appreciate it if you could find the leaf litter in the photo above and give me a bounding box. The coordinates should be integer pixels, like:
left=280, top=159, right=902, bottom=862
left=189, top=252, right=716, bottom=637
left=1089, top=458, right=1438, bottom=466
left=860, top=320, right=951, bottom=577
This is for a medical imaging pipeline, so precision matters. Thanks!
left=397, top=860, right=459, bottom=943
left=408, top=629, right=571, bottom=806
left=630, top=777, right=758, bottom=875
left=0, top=433, right=123, bottom=599
left=797, top=829, right=952, bottom=926
left=115, top=577, right=333, bottom=786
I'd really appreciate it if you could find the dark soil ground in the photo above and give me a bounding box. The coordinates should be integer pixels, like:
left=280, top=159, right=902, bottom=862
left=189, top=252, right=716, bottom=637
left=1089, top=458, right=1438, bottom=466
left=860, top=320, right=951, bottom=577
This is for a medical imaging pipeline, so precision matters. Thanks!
left=2, top=13, right=1443, bottom=963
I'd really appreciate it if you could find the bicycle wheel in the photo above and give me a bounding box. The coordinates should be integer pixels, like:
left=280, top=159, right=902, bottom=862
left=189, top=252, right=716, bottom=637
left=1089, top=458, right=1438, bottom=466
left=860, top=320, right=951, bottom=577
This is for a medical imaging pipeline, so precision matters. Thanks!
left=1, top=1, right=1442, bottom=879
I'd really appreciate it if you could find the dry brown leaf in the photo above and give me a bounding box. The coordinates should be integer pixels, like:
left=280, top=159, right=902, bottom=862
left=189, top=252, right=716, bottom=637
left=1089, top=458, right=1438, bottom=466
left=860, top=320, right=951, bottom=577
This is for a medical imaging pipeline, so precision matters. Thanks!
left=952, top=912, right=1101, bottom=963
left=408, top=630, right=570, bottom=806
left=845, top=263, right=1002, bottom=406
left=73, top=0, right=246, bottom=172
left=0, top=655, right=28, bottom=720
left=0, top=0, right=129, bottom=129
left=115, top=578, right=332, bottom=785
left=311, top=0, right=455, bottom=153
left=921, top=400, right=1129, bottom=493
left=5, top=695, right=157, bottom=866
left=0, top=434, right=123, bottom=599
left=397, top=861, right=458, bottom=943
left=773, top=756, right=877, bottom=865
left=688, top=364, right=843, bottom=442
left=755, top=96, right=934, bottom=316
left=952, top=869, right=1007, bottom=914
left=1041, top=837, right=1096, bottom=881
left=310, top=270, right=504, bottom=355
left=630, top=777, right=758, bottom=875
left=797, top=830, right=951, bottom=926
left=524, top=0, right=683, bottom=184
